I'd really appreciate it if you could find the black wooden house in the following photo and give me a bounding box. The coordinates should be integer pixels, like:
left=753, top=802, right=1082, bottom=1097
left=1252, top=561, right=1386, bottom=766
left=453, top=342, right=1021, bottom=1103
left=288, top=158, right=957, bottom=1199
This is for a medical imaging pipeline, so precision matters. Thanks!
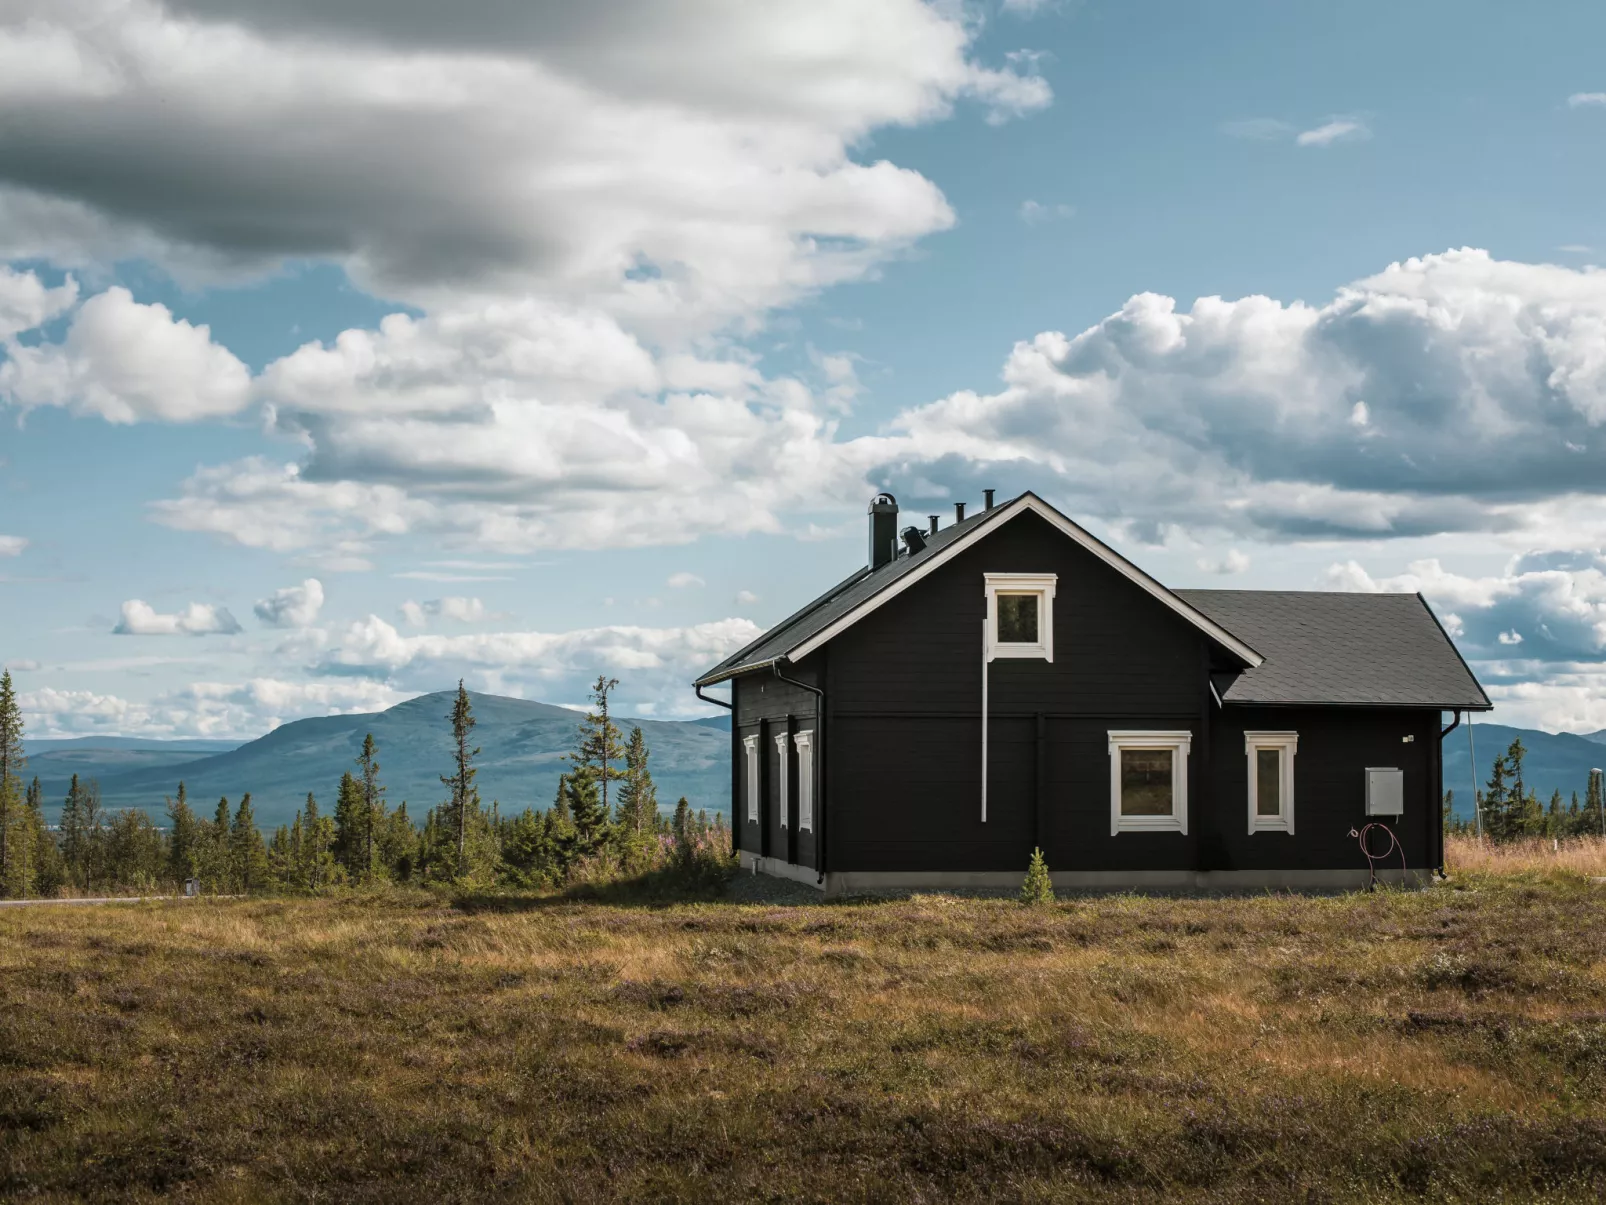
left=695, top=491, right=1491, bottom=893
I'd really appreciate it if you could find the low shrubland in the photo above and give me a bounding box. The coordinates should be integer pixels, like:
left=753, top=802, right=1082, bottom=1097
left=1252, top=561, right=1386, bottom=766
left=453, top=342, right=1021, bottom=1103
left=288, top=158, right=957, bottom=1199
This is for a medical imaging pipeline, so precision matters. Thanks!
left=4, top=862, right=1606, bottom=1202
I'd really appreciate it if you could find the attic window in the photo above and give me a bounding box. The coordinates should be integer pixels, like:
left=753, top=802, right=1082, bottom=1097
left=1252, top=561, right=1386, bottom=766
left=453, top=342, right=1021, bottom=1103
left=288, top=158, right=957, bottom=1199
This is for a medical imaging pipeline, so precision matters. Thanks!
left=984, top=573, right=1057, bottom=661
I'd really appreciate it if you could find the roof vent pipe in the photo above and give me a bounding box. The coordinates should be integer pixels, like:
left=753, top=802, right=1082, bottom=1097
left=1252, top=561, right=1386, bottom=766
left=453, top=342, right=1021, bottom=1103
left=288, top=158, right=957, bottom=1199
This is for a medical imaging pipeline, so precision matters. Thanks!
left=868, top=492, right=898, bottom=570
left=928, top=515, right=939, bottom=535
left=955, top=502, right=966, bottom=523
left=983, top=489, right=995, bottom=510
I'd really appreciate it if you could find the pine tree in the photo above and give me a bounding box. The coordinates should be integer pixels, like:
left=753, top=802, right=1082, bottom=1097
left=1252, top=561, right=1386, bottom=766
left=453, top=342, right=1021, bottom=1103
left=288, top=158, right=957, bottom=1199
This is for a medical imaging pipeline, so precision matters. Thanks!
left=1021, top=847, right=1054, bottom=905
left=441, top=681, right=480, bottom=877
left=0, top=669, right=26, bottom=896
left=1587, top=770, right=1605, bottom=837
left=203, top=796, right=233, bottom=891
left=1483, top=750, right=1511, bottom=841
left=357, top=733, right=386, bottom=878
left=166, top=781, right=199, bottom=886
left=565, top=769, right=607, bottom=850
left=1547, top=789, right=1563, bottom=836
left=231, top=793, right=269, bottom=891
left=572, top=676, right=624, bottom=819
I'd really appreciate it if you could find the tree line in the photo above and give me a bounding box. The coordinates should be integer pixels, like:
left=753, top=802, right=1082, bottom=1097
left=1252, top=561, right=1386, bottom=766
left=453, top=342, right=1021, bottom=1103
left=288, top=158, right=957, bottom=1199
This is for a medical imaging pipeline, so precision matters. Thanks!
left=1444, top=734, right=1606, bottom=841
left=0, top=672, right=729, bottom=898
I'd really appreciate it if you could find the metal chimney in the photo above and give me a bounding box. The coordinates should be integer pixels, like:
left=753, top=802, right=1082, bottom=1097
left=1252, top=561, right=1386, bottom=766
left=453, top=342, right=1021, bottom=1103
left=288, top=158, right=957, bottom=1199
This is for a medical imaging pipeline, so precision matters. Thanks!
left=928, top=514, right=939, bottom=535
left=954, top=502, right=966, bottom=523
left=868, top=493, right=899, bottom=569
left=983, top=489, right=995, bottom=510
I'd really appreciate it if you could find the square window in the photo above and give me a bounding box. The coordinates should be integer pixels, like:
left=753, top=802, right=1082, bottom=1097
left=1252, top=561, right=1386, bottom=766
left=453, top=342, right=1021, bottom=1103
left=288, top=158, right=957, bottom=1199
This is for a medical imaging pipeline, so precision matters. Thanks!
left=984, top=573, right=1056, bottom=661
left=1121, top=749, right=1173, bottom=816
left=996, top=593, right=1039, bottom=644
left=1108, top=731, right=1190, bottom=834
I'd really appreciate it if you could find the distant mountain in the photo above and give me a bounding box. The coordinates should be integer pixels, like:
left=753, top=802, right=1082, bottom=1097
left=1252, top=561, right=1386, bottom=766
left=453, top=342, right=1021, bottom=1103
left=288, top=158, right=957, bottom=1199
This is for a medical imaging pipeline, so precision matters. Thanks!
left=1442, top=722, right=1606, bottom=819
left=26, top=737, right=242, bottom=754
left=27, top=692, right=731, bottom=829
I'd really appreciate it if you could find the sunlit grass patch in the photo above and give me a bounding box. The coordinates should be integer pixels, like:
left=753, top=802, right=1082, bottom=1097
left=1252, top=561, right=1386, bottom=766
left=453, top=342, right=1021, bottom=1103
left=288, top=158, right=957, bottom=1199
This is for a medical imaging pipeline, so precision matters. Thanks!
left=4, top=878, right=1606, bottom=1201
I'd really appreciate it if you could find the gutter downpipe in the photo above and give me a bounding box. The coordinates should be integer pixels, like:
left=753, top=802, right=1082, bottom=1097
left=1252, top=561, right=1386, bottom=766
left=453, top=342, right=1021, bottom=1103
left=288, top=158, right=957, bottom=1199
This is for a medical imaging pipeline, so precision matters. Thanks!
left=1438, top=710, right=1461, bottom=878
left=772, top=660, right=827, bottom=886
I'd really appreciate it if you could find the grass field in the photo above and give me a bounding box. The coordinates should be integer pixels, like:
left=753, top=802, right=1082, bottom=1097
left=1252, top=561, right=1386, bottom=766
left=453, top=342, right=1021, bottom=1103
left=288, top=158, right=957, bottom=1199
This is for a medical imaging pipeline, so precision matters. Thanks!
left=4, top=851, right=1606, bottom=1201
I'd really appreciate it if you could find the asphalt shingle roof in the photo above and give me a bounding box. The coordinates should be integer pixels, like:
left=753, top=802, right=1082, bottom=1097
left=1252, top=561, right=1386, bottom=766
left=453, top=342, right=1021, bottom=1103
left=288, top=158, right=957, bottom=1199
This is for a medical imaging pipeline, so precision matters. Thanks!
left=1176, top=589, right=1491, bottom=710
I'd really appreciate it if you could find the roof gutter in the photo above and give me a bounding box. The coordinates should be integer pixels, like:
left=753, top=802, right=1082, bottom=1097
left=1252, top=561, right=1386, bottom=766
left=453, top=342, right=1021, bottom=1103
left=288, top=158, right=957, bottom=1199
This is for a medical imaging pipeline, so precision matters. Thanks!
left=694, top=658, right=780, bottom=688
left=694, top=683, right=732, bottom=711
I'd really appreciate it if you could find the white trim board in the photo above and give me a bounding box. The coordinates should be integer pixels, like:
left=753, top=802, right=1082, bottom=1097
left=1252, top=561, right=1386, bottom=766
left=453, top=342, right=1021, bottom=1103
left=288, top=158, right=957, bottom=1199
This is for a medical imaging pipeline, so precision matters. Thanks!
left=786, top=493, right=1262, bottom=667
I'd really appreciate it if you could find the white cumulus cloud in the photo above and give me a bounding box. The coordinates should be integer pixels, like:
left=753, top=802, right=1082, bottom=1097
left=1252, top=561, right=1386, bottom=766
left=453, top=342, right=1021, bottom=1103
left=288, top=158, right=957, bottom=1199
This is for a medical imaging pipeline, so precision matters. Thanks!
left=253, top=578, right=325, bottom=628
left=0, top=286, right=251, bottom=423
left=113, top=599, right=243, bottom=636
left=0, top=535, right=27, bottom=557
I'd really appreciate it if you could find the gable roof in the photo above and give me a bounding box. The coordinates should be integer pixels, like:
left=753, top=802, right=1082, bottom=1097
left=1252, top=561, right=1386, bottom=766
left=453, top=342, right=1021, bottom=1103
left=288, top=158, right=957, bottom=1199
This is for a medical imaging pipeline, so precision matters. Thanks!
left=695, top=491, right=1263, bottom=685
left=1176, top=589, right=1492, bottom=710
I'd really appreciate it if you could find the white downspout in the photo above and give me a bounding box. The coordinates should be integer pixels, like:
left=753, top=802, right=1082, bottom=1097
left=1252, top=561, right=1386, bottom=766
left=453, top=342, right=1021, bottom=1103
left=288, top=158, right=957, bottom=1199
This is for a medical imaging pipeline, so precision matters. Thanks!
left=981, top=611, right=989, bottom=823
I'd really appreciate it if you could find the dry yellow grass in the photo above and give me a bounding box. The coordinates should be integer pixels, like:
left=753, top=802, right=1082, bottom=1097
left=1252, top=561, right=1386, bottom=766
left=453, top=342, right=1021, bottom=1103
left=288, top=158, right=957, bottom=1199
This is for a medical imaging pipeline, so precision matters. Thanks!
left=1447, top=833, right=1606, bottom=878
left=3, top=875, right=1606, bottom=1202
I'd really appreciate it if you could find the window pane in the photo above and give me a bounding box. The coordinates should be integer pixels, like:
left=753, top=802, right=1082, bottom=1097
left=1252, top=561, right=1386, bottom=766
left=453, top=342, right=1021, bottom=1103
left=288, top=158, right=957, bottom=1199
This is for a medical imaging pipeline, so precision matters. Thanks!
left=1120, top=749, right=1173, bottom=816
left=996, top=593, right=1039, bottom=644
left=1256, top=748, right=1281, bottom=816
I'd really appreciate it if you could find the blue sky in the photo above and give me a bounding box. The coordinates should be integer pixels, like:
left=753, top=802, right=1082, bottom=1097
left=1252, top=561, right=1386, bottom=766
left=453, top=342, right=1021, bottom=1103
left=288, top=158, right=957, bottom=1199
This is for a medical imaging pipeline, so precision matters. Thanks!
left=4, top=0, right=1606, bottom=737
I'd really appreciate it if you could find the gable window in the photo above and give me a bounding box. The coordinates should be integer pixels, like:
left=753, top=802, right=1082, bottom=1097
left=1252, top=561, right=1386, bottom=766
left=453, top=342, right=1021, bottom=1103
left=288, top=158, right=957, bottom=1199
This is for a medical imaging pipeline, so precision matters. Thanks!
left=774, top=732, right=791, bottom=829
left=743, top=735, right=759, bottom=825
left=1107, top=731, right=1191, bottom=835
left=794, top=730, right=814, bottom=832
left=984, top=573, right=1057, bottom=661
left=1245, top=731, right=1297, bottom=834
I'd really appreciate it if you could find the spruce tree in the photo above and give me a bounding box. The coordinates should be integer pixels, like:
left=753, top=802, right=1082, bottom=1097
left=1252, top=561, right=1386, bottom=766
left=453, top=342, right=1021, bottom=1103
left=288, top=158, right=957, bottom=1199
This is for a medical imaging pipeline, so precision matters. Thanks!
left=1483, top=751, right=1511, bottom=841
left=614, top=726, right=658, bottom=832
left=231, top=793, right=269, bottom=891
left=333, top=771, right=366, bottom=879
left=0, top=669, right=25, bottom=896
left=166, top=782, right=199, bottom=885
left=572, top=676, right=624, bottom=819
left=1020, top=847, right=1054, bottom=905
left=25, top=777, right=61, bottom=898
left=357, top=733, right=386, bottom=878
left=441, top=681, right=480, bottom=877
left=1587, top=770, right=1605, bottom=837
left=59, top=775, right=87, bottom=891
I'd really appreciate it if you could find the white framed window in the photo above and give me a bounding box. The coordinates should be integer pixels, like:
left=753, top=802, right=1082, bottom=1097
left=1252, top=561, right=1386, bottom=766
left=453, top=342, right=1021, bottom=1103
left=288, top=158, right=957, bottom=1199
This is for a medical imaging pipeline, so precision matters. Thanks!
left=743, top=735, right=759, bottom=824
left=774, top=732, right=791, bottom=829
left=794, top=730, right=814, bottom=832
left=984, top=573, right=1057, bottom=662
left=1108, top=730, right=1191, bottom=835
left=1245, top=731, right=1297, bottom=835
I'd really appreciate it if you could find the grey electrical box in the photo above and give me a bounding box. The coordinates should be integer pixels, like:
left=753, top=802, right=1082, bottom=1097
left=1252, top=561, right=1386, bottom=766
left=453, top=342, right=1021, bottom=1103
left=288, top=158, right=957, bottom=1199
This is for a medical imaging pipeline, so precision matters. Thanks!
left=1366, top=768, right=1404, bottom=816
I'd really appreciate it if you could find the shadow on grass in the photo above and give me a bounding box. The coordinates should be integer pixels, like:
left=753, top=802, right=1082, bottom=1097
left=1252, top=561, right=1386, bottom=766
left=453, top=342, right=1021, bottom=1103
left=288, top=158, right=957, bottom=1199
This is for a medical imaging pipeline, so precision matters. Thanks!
left=451, top=860, right=741, bottom=913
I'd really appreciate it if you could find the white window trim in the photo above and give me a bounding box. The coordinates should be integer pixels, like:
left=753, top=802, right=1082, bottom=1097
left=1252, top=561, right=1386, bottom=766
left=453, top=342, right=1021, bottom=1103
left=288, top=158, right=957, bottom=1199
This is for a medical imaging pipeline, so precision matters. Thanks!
left=984, top=572, right=1057, bottom=662
left=1245, top=731, right=1297, bottom=835
left=1108, top=730, right=1191, bottom=835
left=774, top=732, right=791, bottom=829
left=743, top=735, right=759, bottom=825
left=794, top=730, right=814, bottom=832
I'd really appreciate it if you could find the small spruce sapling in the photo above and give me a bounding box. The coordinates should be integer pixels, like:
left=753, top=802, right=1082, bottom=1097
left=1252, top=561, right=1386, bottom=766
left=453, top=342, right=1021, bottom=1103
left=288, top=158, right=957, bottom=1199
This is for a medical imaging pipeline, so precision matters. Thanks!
left=1020, top=846, right=1054, bottom=906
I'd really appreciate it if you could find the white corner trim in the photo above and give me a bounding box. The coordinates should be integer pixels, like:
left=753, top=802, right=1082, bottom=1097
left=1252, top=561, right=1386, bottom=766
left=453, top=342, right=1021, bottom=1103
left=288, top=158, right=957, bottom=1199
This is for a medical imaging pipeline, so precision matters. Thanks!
left=1108, top=730, right=1192, bottom=836
left=784, top=494, right=1262, bottom=666
left=1245, top=731, right=1298, bottom=835
left=984, top=572, right=1057, bottom=662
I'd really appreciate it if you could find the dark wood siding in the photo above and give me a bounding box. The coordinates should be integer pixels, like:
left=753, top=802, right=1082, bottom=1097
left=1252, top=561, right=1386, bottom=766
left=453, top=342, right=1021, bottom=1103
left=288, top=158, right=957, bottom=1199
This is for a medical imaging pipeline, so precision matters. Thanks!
left=1208, top=705, right=1439, bottom=870
left=732, top=667, right=820, bottom=867
left=823, top=510, right=1211, bottom=874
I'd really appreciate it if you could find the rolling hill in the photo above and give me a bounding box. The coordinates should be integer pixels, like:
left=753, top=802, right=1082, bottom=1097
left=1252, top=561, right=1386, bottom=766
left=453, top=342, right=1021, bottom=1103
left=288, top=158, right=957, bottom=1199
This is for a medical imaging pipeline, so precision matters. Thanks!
left=26, top=692, right=731, bottom=829
left=1442, top=722, right=1606, bottom=820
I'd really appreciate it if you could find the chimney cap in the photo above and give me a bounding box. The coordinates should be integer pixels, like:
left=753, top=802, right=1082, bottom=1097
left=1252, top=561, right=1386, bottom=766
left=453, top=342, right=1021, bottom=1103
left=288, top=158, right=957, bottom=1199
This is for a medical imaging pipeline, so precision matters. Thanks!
left=868, top=491, right=898, bottom=512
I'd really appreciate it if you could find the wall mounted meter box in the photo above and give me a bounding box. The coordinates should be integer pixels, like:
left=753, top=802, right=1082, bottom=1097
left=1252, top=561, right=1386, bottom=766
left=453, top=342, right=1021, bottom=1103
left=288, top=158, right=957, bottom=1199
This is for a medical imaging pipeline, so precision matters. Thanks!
left=1366, top=767, right=1404, bottom=816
